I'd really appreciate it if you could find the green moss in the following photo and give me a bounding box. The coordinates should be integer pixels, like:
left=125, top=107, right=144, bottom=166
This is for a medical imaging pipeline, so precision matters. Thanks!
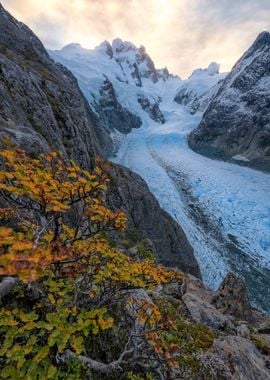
left=155, top=299, right=215, bottom=375
left=251, top=334, right=270, bottom=355
left=123, top=228, right=145, bottom=247
left=137, top=241, right=155, bottom=260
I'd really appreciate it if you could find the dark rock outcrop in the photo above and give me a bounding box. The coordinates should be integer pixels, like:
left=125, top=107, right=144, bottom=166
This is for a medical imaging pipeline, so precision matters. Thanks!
left=97, top=78, right=142, bottom=135
left=137, top=95, right=165, bottom=124
left=189, top=32, right=270, bottom=171
left=213, top=272, right=253, bottom=322
left=0, top=3, right=200, bottom=277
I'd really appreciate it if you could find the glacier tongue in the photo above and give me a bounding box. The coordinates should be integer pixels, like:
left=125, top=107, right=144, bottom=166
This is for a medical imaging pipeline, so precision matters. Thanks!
left=114, top=91, right=270, bottom=313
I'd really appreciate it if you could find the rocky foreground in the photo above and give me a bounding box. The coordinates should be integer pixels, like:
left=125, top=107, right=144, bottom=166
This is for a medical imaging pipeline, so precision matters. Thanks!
left=0, top=3, right=270, bottom=379
left=126, top=261, right=270, bottom=379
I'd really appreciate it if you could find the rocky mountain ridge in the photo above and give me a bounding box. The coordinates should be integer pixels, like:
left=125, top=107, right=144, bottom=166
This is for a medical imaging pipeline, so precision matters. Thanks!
left=189, top=31, right=270, bottom=171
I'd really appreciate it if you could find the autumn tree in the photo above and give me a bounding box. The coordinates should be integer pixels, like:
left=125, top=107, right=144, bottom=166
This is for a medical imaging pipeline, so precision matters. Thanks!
left=0, top=148, right=182, bottom=379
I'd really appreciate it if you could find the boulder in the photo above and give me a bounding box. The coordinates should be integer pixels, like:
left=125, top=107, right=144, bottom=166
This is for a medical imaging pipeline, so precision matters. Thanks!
left=213, top=272, right=253, bottom=322
left=210, top=336, right=270, bottom=380
left=182, top=292, right=233, bottom=330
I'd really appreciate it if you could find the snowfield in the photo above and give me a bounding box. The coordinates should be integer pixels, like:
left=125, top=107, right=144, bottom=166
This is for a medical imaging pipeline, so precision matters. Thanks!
left=114, top=92, right=270, bottom=312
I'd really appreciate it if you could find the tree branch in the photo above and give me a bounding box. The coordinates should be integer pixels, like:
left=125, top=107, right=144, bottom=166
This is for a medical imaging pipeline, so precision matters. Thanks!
left=60, top=347, right=133, bottom=374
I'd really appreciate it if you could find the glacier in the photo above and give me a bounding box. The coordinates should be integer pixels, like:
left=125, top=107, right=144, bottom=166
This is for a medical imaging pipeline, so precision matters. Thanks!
left=114, top=97, right=270, bottom=311
left=50, top=40, right=270, bottom=312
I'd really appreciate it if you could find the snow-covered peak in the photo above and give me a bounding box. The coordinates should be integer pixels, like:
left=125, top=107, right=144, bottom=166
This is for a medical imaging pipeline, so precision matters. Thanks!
left=61, top=43, right=83, bottom=52
left=112, top=38, right=137, bottom=53
left=174, top=62, right=225, bottom=112
left=49, top=38, right=181, bottom=126
left=246, top=31, right=270, bottom=56
left=55, top=43, right=92, bottom=58
left=95, top=40, right=113, bottom=58
left=206, top=62, right=220, bottom=75
left=189, top=62, right=220, bottom=79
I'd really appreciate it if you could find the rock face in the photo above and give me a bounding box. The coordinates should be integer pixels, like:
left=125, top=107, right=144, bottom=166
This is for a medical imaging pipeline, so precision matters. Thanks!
left=0, top=4, right=102, bottom=168
left=189, top=32, right=270, bottom=171
left=210, top=336, right=270, bottom=380
left=0, top=4, right=200, bottom=277
left=162, top=273, right=270, bottom=378
left=95, top=78, right=142, bottom=147
left=213, top=272, right=253, bottom=322
left=137, top=95, right=165, bottom=124
left=181, top=275, right=234, bottom=330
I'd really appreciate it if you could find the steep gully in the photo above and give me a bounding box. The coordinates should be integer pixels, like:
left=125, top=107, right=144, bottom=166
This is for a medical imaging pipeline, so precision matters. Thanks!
left=113, top=94, right=270, bottom=313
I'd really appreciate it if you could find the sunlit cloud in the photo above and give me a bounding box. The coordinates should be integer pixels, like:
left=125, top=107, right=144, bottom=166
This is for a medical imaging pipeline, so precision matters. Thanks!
left=2, top=0, right=270, bottom=77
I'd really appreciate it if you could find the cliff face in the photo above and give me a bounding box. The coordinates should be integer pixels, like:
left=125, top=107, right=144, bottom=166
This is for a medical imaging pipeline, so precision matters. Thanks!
left=0, top=4, right=102, bottom=168
left=189, top=32, right=270, bottom=171
left=0, top=4, right=200, bottom=277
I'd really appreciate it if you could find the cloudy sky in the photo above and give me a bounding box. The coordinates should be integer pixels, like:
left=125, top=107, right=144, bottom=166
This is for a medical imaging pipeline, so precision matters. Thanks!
left=2, top=0, right=270, bottom=77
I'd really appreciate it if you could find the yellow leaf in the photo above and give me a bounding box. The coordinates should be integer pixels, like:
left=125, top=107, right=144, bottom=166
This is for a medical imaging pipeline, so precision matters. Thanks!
left=12, top=241, right=33, bottom=251
left=0, top=227, right=13, bottom=238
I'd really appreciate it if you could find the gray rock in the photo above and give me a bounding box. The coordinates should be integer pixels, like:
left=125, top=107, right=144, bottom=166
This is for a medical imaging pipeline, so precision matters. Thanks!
left=189, top=32, right=270, bottom=172
left=182, top=275, right=235, bottom=331
left=97, top=78, right=142, bottom=136
left=236, top=323, right=250, bottom=337
left=182, top=291, right=233, bottom=330
left=210, top=336, right=270, bottom=380
left=137, top=95, right=165, bottom=124
left=213, top=272, right=253, bottom=322
left=0, top=4, right=102, bottom=168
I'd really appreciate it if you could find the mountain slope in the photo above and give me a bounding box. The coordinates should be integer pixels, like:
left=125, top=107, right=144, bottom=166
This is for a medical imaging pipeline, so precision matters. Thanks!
left=0, top=3, right=200, bottom=277
left=49, top=40, right=181, bottom=155
left=189, top=32, right=270, bottom=171
left=0, top=5, right=103, bottom=168
left=174, top=62, right=226, bottom=113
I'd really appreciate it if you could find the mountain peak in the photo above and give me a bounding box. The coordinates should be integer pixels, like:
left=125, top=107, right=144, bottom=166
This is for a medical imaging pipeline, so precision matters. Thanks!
left=0, top=2, right=48, bottom=58
left=207, top=62, right=220, bottom=75
left=62, top=43, right=82, bottom=50
left=112, top=38, right=137, bottom=53
left=95, top=40, right=113, bottom=58
left=189, top=62, right=220, bottom=79
left=247, top=31, right=270, bottom=55
left=241, top=31, right=270, bottom=61
left=230, top=31, right=270, bottom=71
left=253, top=31, right=270, bottom=47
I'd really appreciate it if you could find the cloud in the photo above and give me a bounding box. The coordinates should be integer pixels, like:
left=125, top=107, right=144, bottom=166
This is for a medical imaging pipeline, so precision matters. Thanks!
left=2, top=0, right=270, bottom=77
